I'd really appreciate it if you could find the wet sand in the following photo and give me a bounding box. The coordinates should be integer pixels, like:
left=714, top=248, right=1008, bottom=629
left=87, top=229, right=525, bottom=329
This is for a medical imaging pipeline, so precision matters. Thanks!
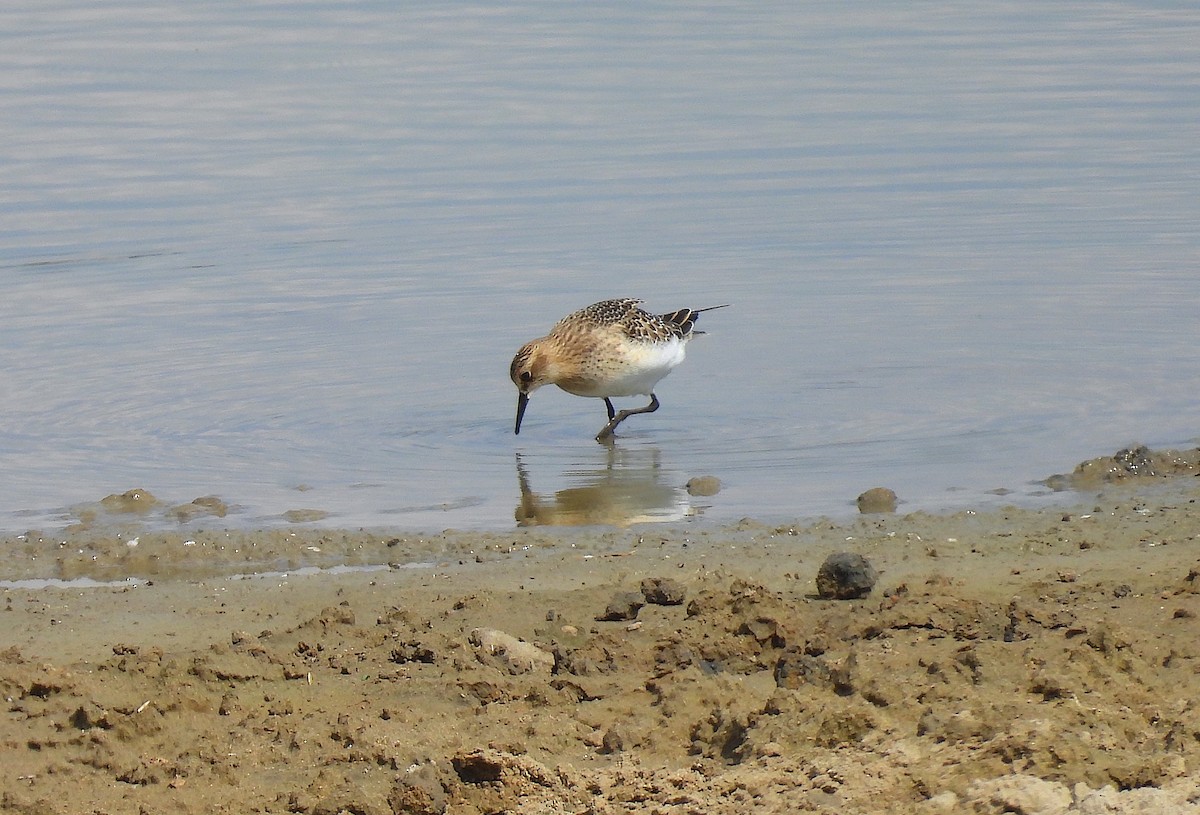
left=2, top=448, right=1200, bottom=814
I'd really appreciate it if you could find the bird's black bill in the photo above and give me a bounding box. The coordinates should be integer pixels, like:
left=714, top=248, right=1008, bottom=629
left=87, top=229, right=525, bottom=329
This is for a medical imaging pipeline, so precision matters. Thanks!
left=514, top=392, right=530, bottom=435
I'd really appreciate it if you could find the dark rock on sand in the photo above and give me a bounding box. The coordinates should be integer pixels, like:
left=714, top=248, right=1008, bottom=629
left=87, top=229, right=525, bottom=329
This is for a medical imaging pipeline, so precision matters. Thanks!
left=816, top=553, right=878, bottom=599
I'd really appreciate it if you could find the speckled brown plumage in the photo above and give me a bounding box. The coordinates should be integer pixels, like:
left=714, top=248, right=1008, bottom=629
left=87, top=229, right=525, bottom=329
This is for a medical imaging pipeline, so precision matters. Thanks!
left=557, top=298, right=703, bottom=343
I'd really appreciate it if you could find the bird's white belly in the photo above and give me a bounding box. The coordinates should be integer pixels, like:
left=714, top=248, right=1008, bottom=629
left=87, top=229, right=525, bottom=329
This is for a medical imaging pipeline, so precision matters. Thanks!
left=587, top=338, right=687, bottom=397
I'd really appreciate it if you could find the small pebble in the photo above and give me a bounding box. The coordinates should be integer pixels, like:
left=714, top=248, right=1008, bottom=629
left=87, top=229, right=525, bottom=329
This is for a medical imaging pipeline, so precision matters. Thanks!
left=856, top=487, right=897, bottom=514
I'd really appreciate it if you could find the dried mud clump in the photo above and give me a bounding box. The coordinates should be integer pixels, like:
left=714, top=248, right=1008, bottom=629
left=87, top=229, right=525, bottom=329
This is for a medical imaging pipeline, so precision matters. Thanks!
left=166, top=495, right=229, bottom=522
left=1062, top=444, right=1200, bottom=489
left=596, top=591, right=645, bottom=621
left=282, top=508, right=330, bottom=523
left=99, top=488, right=159, bottom=513
left=641, top=576, right=687, bottom=605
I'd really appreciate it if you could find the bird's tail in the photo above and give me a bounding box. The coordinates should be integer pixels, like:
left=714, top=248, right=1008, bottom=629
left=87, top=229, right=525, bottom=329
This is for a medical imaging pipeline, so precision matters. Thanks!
left=660, top=303, right=730, bottom=336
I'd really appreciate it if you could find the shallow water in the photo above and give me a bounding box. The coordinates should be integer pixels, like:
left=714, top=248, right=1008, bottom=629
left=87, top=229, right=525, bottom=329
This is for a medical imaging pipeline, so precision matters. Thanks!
left=1, top=2, right=1198, bottom=534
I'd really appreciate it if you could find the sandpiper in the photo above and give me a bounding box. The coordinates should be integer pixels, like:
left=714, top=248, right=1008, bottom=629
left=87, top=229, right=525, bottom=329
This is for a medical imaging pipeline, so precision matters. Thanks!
left=510, top=298, right=727, bottom=441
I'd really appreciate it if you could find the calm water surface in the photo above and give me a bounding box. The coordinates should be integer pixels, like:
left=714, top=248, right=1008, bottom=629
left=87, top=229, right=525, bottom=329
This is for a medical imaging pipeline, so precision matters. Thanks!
left=1, top=2, right=1198, bottom=534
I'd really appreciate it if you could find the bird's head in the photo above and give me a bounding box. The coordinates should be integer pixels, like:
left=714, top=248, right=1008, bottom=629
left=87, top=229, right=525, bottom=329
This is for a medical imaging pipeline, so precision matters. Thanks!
left=510, top=342, right=550, bottom=434
left=511, top=342, right=555, bottom=394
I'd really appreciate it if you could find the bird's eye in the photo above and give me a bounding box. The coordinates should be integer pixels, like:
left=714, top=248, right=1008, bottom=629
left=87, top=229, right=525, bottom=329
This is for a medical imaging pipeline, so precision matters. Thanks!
left=520, top=371, right=533, bottom=382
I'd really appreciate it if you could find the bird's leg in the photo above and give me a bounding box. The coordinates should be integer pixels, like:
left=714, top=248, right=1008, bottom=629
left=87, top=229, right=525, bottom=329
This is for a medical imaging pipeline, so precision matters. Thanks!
left=595, top=394, right=660, bottom=442
left=603, top=397, right=616, bottom=421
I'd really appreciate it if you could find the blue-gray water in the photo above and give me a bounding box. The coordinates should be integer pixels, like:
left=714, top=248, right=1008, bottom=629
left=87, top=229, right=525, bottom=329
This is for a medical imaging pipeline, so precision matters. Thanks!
left=2, top=2, right=1198, bottom=533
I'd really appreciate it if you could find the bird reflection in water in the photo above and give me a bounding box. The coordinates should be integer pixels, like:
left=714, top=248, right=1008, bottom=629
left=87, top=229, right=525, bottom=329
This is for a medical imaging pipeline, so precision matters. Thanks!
left=514, top=447, right=694, bottom=527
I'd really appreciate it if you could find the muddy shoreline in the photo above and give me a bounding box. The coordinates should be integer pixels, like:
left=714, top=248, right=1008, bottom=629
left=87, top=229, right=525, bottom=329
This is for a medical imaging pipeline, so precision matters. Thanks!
left=2, top=447, right=1200, bottom=814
